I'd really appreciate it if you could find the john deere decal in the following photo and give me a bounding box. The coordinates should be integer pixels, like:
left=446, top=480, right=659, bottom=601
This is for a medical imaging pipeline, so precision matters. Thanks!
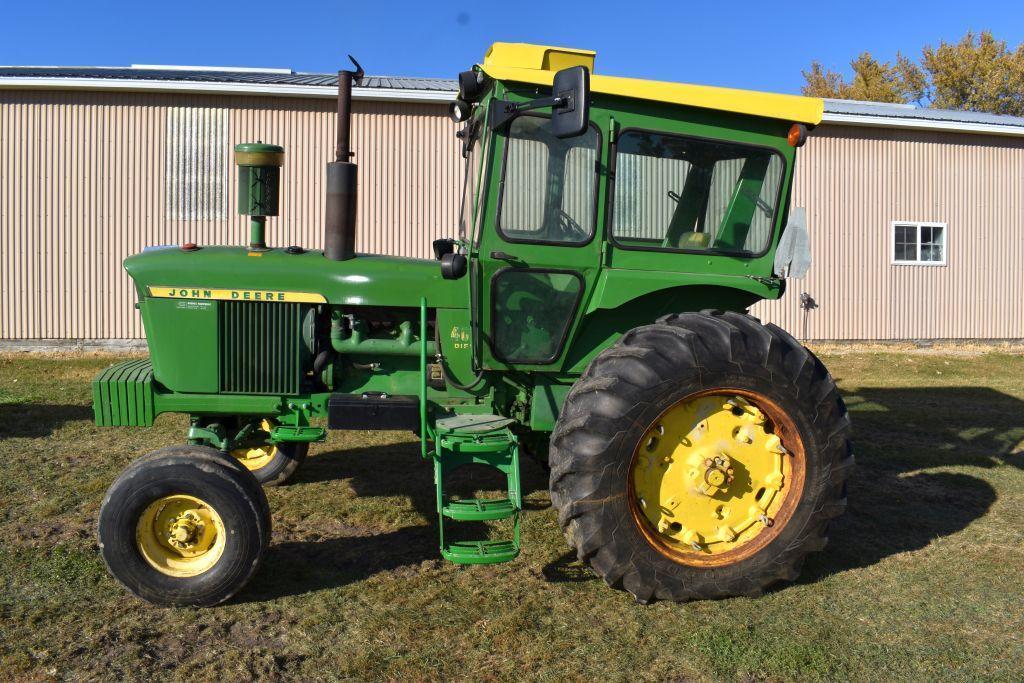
left=148, top=286, right=326, bottom=303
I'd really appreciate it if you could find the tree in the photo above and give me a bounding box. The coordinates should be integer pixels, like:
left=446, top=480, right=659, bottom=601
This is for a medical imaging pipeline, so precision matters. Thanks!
left=801, top=30, right=1024, bottom=116
left=801, top=52, right=924, bottom=104
left=921, top=31, right=1024, bottom=115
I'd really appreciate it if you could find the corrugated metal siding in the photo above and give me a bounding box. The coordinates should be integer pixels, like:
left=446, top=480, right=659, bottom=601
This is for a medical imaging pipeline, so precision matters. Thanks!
left=2, top=89, right=1023, bottom=342
left=753, top=126, right=1024, bottom=340
left=0, top=90, right=460, bottom=339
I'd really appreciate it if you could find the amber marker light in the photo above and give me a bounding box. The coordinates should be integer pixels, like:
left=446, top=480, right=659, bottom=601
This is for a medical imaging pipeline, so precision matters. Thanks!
left=788, top=123, right=808, bottom=147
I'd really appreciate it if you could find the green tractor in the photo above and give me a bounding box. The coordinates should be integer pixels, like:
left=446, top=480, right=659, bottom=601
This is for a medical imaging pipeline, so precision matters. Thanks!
left=94, top=43, right=851, bottom=606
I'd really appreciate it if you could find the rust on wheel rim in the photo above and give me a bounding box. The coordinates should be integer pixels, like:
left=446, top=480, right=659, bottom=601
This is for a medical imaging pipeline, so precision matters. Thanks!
left=627, top=388, right=806, bottom=568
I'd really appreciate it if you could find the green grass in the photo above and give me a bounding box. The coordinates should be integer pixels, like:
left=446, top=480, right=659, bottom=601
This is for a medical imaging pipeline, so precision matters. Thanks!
left=2, top=349, right=1023, bottom=681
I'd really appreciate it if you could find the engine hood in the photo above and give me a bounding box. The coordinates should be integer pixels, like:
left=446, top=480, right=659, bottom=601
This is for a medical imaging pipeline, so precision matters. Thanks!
left=124, top=246, right=466, bottom=309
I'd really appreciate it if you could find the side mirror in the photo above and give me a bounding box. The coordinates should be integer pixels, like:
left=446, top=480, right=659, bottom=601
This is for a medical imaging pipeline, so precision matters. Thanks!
left=440, top=252, right=468, bottom=280
left=549, top=65, right=590, bottom=139
left=488, top=65, right=591, bottom=138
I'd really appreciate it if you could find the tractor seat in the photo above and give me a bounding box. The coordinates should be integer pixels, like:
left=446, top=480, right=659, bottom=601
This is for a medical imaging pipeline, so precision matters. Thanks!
left=676, top=231, right=711, bottom=250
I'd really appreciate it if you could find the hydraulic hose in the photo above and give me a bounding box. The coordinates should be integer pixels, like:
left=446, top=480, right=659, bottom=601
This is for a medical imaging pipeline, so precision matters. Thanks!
left=434, top=324, right=485, bottom=391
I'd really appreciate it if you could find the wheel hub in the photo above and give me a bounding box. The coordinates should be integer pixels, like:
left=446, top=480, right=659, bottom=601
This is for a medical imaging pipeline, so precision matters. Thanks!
left=167, top=511, right=203, bottom=549
left=699, top=453, right=734, bottom=494
left=631, top=394, right=795, bottom=560
left=136, top=495, right=226, bottom=577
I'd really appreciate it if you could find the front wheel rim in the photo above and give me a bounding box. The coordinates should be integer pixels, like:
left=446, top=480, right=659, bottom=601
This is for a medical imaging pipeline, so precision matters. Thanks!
left=628, top=389, right=806, bottom=567
left=135, top=494, right=227, bottom=577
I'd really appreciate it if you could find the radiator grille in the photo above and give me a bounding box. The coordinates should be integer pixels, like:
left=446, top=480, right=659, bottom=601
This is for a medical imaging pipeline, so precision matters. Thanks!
left=219, top=301, right=302, bottom=395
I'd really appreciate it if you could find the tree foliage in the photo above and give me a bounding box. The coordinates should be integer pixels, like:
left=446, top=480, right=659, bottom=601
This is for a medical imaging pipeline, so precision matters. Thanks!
left=802, top=31, right=1024, bottom=115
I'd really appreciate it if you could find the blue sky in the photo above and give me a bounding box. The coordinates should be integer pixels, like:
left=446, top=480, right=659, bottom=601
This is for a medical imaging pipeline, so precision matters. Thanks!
left=3, top=0, right=1022, bottom=94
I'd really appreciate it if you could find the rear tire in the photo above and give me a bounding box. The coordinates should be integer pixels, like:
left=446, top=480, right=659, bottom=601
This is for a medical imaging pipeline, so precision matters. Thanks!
left=98, top=445, right=270, bottom=607
left=549, top=310, right=852, bottom=603
left=230, top=419, right=308, bottom=486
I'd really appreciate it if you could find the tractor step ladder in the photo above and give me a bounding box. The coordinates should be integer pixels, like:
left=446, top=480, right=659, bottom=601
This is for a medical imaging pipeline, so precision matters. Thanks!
left=433, top=414, right=522, bottom=565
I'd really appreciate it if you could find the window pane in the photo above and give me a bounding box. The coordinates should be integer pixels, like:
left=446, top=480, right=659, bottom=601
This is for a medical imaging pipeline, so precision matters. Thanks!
left=612, top=131, right=783, bottom=253
left=920, top=225, right=945, bottom=262
left=893, top=224, right=918, bottom=262
left=499, top=117, right=599, bottom=244
left=459, top=121, right=484, bottom=243
left=493, top=271, right=581, bottom=363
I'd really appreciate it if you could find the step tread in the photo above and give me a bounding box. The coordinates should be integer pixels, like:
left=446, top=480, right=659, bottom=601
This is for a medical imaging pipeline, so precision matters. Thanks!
left=442, top=497, right=519, bottom=521
left=436, top=413, right=515, bottom=434
left=442, top=539, right=520, bottom=565
left=270, top=425, right=327, bottom=443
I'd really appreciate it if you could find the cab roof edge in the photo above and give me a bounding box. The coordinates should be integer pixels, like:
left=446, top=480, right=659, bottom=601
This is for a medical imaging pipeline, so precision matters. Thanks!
left=478, top=42, right=823, bottom=126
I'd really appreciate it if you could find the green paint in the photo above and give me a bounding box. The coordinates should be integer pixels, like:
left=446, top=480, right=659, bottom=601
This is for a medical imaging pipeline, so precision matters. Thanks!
left=100, top=75, right=805, bottom=427
left=140, top=297, right=219, bottom=394
left=94, top=67, right=811, bottom=567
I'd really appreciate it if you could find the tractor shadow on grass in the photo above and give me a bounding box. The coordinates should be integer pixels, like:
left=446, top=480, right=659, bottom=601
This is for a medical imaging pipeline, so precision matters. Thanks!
left=797, top=386, right=1022, bottom=585
left=244, top=436, right=553, bottom=600
left=246, top=386, right=1023, bottom=599
left=244, top=523, right=442, bottom=600
left=292, top=436, right=553, bottom=516
left=0, top=402, right=94, bottom=439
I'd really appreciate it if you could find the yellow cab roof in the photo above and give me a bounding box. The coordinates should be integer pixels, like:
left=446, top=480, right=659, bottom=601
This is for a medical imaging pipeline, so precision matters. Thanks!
left=479, top=42, right=823, bottom=126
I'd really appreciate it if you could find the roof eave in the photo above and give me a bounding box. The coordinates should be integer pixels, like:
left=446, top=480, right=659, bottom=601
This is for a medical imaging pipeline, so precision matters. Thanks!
left=821, top=111, right=1024, bottom=138
left=5, top=75, right=1024, bottom=137
left=0, top=77, right=457, bottom=103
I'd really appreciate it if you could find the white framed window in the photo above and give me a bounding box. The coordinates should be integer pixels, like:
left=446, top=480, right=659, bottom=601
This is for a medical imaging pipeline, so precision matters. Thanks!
left=891, top=221, right=947, bottom=266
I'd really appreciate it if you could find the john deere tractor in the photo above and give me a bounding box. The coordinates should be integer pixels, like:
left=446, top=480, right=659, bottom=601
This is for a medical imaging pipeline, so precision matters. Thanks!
left=93, top=43, right=851, bottom=606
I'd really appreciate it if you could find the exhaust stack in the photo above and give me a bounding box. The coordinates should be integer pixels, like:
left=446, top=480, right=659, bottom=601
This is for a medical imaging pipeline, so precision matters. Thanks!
left=324, top=55, right=364, bottom=261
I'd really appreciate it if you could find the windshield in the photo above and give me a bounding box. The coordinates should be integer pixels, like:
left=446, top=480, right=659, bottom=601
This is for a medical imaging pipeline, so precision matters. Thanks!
left=458, top=116, right=485, bottom=243
left=497, top=115, right=599, bottom=245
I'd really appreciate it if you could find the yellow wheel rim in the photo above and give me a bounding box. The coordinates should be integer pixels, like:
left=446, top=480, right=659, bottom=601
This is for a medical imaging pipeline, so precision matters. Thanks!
left=231, top=420, right=278, bottom=472
left=629, top=390, right=805, bottom=567
left=136, top=494, right=226, bottom=577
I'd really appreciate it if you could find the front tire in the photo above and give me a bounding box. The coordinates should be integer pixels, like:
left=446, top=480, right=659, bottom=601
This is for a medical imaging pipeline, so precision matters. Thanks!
left=549, top=310, right=852, bottom=603
left=98, top=445, right=270, bottom=607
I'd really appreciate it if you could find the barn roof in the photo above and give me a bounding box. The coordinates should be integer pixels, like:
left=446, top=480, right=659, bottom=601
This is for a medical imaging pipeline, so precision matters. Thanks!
left=3, top=63, right=1024, bottom=137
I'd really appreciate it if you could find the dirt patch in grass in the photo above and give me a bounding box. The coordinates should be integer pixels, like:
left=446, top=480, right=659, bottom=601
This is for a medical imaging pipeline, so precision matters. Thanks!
left=2, top=351, right=1024, bottom=681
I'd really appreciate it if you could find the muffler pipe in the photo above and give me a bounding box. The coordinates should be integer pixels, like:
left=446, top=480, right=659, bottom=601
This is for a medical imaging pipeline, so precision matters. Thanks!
left=325, top=55, right=364, bottom=262
left=324, top=161, right=357, bottom=261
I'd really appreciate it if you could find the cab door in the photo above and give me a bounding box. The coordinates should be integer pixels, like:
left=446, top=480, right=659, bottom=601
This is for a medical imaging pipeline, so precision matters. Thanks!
left=477, top=114, right=605, bottom=370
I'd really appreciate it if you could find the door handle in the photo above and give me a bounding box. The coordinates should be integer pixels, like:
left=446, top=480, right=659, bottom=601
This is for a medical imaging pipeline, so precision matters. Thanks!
left=489, top=251, right=518, bottom=262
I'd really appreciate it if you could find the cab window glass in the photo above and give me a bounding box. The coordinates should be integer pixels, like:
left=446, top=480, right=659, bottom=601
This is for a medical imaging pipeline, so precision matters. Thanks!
left=493, top=270, right=582, bottom=363
left=612, top=130, right=783, bottom=253
left=499, top=116, right=599, bottom=244
left=459, top=120, right=484, bottom=244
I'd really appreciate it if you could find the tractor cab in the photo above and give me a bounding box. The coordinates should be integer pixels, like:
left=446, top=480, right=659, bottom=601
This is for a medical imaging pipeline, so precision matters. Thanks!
left=445, top=43, right=818, bottom=375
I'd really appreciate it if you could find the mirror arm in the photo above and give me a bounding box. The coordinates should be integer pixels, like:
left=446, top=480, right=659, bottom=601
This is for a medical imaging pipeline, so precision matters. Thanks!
left=516, top=95, right=565, bottom=111
left=488, top=95, right=568, bottom=131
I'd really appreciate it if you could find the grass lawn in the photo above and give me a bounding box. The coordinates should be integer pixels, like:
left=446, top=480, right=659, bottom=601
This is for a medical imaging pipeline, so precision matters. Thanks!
left=1, top=348, right=1023, bottom=681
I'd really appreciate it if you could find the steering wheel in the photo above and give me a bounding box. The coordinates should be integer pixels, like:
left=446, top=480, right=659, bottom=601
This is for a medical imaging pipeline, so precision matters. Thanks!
left=556, top=209, right=589, bottom=242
